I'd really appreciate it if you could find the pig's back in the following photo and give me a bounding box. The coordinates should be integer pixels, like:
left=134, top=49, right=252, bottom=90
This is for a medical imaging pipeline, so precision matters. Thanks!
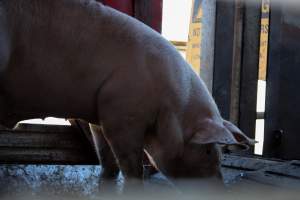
left=2, top=0, right=193, bottom=120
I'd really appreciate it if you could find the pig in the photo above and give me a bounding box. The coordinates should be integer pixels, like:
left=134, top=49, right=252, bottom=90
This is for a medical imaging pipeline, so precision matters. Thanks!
left=0, top=0, right=254, bottom=186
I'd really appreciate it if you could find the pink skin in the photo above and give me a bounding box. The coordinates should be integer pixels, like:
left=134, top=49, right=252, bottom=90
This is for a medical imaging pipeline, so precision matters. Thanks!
left=0, top=0, right=255, bottom=187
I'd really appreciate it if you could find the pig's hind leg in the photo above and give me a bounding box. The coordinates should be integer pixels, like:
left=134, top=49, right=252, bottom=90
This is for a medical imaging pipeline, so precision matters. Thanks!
left=89, top=123, right=120, bottom=179
left=69, top=119, right=120, bottom=179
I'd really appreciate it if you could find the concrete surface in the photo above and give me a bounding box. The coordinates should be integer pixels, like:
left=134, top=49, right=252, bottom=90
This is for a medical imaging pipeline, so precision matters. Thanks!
left=1, top=164, right=299, bottom=200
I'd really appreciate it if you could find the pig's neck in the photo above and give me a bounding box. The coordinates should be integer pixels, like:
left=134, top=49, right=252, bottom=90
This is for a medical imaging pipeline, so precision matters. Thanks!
left=148, top=72, right=222, bottom=176
left=181, top=72, right=221, bottom=140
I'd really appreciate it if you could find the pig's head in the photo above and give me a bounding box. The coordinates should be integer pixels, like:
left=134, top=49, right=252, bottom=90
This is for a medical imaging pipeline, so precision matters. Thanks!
left=161, top=118, right=255, bottom=179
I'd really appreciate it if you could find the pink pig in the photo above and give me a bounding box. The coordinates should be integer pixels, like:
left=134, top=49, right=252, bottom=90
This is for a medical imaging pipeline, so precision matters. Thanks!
left=0, top=0, right=254, bottom=186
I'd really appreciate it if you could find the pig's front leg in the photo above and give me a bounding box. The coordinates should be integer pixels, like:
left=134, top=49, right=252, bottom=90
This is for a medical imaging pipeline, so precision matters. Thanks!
left=97, top=103, right=148, bottom=192
left=99, top=117, right=146, bottom=190
left=95, top=69, right=154, bottom=191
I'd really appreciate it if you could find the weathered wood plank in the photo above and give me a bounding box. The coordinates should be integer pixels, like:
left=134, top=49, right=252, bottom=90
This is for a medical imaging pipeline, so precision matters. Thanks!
left=213, top=0, right=247, bottom=124
left=213, top=0, right=237, bottom=120
left=0, top=148, right=98, bottom=165
left=0, top=131, right=83, bottom=148
left=0, top=124, right=98, bottom=165
left=222, top=154, right=300, bottom=187
left=222, top=154, right=281, bottom=171
left=238, top=0, right=261, bottom=147
left=264, top=1, right=300, bottom=160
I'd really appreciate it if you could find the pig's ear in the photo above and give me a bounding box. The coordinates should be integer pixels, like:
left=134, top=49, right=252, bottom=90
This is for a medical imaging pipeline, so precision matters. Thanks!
left=222, top=120, right=256, bottom=146
left=190, top=119, right=256, bottom=149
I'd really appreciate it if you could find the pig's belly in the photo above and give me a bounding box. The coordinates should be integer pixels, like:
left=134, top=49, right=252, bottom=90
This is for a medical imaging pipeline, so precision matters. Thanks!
left=6, top=74, right=101, bottom=123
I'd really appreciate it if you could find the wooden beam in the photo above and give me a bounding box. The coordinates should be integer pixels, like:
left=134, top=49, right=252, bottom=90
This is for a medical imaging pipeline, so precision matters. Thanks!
left=213, top=0, right=246, bottom=123
left=238, top=0, right=261, bottom=152
left=0, top=124, right=98, bottom=165
left=263, top=3, right=283, bottom=158
left=264, top=1, right=300, bottom=160
left=213, top=1, right=261, bottom=149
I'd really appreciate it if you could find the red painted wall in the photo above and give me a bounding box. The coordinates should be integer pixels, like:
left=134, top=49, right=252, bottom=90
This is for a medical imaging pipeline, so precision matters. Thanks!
left=102, top=0, right=134, bottom=16
left=100, top=0, right=162, bottom=33
left=146, top=0, right=162, bottom=33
